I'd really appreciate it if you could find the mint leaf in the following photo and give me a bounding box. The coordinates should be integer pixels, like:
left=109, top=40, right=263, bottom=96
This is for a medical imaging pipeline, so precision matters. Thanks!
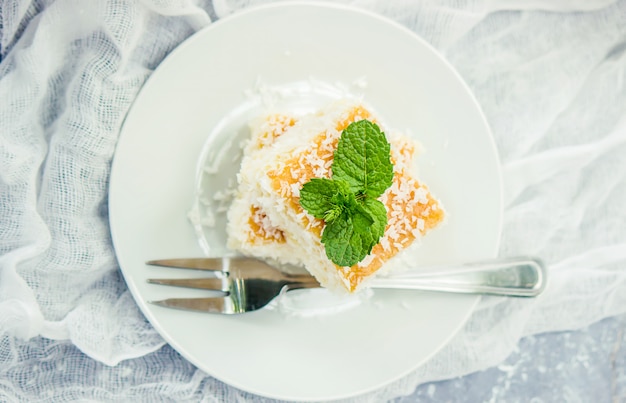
left=351, top=203, right=374, bottom=233
left=332, top=120, right=393, bottom=198
left=321, top=212, right=371, bottom=267
left=299, top=178, right=348, bottom=221
left=351, top=206, right=378, bottom=256
left=323, top=206, right=342, bottom=223
left=361, top=197, right=387, bottom=242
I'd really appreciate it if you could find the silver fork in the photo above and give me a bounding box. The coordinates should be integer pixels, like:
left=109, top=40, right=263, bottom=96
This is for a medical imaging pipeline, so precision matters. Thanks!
left=146, top=256, right=546, bottom=314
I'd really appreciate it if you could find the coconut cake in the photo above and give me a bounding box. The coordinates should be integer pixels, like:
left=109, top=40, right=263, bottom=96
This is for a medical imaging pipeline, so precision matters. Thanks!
left=226, top=100, right=445, bottom=293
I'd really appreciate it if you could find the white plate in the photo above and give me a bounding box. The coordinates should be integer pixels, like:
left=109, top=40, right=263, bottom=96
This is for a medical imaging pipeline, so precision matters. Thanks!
left=109, top=3, right=502, bottom=401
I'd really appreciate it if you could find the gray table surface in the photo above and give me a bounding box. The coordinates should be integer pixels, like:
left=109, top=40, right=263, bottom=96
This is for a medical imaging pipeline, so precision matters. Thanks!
left=395, top=314, right=626, bottom=403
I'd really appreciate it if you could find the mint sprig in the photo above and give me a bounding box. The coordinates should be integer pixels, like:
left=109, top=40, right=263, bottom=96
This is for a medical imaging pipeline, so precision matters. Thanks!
left=299, top=119, right=394, bottom=267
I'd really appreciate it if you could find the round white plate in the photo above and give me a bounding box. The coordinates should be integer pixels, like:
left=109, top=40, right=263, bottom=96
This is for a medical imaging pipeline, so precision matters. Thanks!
left=109, top=3, right=502, bottom=401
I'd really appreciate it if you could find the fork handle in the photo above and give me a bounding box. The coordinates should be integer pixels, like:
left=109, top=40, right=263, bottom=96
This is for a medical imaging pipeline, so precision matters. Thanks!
left=368, top=257, right=546, bottom=297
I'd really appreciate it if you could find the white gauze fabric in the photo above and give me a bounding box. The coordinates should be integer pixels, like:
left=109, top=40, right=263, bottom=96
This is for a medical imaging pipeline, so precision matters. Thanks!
left=0, top=0, right=625, bottom=401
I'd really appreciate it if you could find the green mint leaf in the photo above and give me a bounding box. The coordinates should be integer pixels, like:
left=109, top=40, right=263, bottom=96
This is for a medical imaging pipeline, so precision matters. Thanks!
left=329, top=180, right=355, bottom=209
left=320, top=205, right=381, bottom=267
left=351, top=208, right=377, bottom=257
left=323, top=206, right=342, bottom=222
left=360, top=197, right=387, bottom=242
left=299, top=178, right=348, bottom=220
left=352, top=200, right=377, bottom=243
left=321, top=212, right=371, bottom=267
left=348, top=200, right=386, bottom=258
left=332, top=120, right=393, bottom=198
left=351, top=204, right=374, bottom=233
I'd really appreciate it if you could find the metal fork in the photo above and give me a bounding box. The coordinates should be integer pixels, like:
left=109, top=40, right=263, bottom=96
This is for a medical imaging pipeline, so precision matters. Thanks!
left=146, top=256, right=546, bottom=314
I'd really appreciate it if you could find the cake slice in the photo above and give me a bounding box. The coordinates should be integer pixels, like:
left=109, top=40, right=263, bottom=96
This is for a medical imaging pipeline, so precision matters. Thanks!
left=226, top=113, right=300, bottom=265
left=227, top=100, right=445, bottom=292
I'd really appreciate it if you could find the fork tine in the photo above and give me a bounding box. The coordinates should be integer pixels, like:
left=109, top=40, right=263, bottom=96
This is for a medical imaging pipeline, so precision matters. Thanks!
left=147, top=277, right=227, bottom=291
left=149, top=297, right=239, bottom=314
left=146, top=258, right=226, bottom=271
